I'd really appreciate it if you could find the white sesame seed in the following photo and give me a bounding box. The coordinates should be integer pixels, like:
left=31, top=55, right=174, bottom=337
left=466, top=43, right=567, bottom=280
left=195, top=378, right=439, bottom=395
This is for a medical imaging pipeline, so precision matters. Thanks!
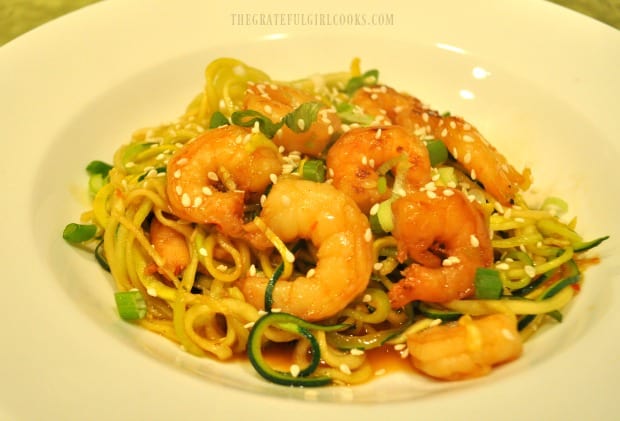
left=470, top=234, right=480, bottom=247
left=442, top=189, right=455, bottom=197
left=290, top=364, right=301, bottom=377
left=524, top=265, right=536, bottom=278
left=202, top=186, right=213, bottom=196
left=248, top=264, right=257, bottom=276
left=350, top=348, right=365, bottom=356
left=496, top=262, right=510, bottom=270
left=285, top=250, right=295, bottom=263
left=470, top=169, right=477, bottom=180
left=193, top=196, right=203, bottom=207
left=327, top=125, right=334, bottom=135
left=463, top=151, right=472, bottom=164
left=146, top=287, right=157, bottom=297
left=373, top=262, right=383, bottom=271
left=393, top=343, right=406, bottom=351
left=426, top=190, right=437, bottom=199
left=244, top=321, right=255, bottom=329
left=263, top=104, right=273, bottom=114
left=501, top=328, right=516, bottom=341
left=339, top=364, right=352, bottom=375
left=199, top=247, right=207, bottom=257
left=494, top=201, right=505, bottom=214
left=181, top=193, right=191, bottom=207
left=375, top=368, right=387, bottom=376
left=173, top=169, right=182, bottom=179
left=207, top=171, right=218, bottom=181
left=297, top=119, right=305, bottom=131
left=361, top=155, right=368, bottom=165
left=176, top=157, right=188, bottom=166
left=441, top=128, right=448, bottom=138
left=271, top=308, right=282, bottom=313
left=450, top=121, right=457, bottom=129
left=400, top=348, right=409, bottom=358
left=175, top=185, right=183, bottom=195
left=362, top=294, right=372, bottom=303
left=269, top=173, right=278, bottom=184
left=375, top=128, right=382, bottom=139
left=463, top=134, right=474, bottom=143
left=306, top=268, right=316, bottom=278
left=364, top=228, right=372, bottom=242
left=422, top=112, right=429, bottom=123
left=369, top=203, right=379, bottom=215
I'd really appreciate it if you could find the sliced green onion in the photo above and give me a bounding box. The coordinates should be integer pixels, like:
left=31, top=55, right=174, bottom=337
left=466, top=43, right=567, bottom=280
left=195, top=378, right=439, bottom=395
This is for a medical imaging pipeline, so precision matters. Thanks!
left=301, top=159, right=326, bottom=182
left=369, top=199, right=394, bottom=235
left=376, top=175, right=388, bottom=194
left=426, top=139, right=449, bottom=166
left=114, top=290, right=147, bottom=320
left=88, top=173, right=106, bottom=196
left=436, top=166, right=457, bottom=186
left=63, top=223, right=97, bottom=243
left=86, top=160, right=112, bottom=177
left=344, top=69, right=379, bottom=95
left=231, top=109, right=283, bottom=138
left=335, top=102, right=374, bottom=125
left=209, top=111, right=230, bottom=128
left=283, top=102, right=322, bottom=134
left=474, top=268, right=503, bottom=299
left=247, top=312, right=347, bottom=387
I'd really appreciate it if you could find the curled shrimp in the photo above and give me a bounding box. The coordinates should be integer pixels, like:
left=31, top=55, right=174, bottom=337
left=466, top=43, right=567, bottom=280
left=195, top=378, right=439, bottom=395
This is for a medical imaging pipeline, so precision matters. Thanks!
left=239, top=177, right=373, bottom=321
left=166, top=125, right=282, bottom=243
left=388, top=187, right=493, bottom=308
left=407, top=314, right=523, bottom=380
left=326, top=125, right=431, bottom=214
left=149, top=217, right=190, bottom=276
left=352, top=85, right=530, bottom=205
left=243, top=82, right=341, bottom=156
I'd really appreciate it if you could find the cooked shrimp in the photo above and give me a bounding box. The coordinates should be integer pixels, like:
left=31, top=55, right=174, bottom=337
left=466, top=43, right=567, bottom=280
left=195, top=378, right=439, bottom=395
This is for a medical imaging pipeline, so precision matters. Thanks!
left=407, top=313, right=523, bottom=380
left=149, top=218, right=190, bottom=276
left=388, top=187, right=493, bottom=308
left=166, top=125, right=282, bottom=242
left=239, top=177, right=373, bottom=321
left=243, top=82, right=341, bottom=157
left=352, top=85, right=530, bottom=205
left=326, top=125, right=431, bottom=213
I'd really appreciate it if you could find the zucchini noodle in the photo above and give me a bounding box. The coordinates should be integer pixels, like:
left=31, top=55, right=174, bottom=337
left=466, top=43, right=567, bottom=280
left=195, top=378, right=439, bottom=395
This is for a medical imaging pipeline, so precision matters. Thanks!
left=65, top=57, right=608, bottom=387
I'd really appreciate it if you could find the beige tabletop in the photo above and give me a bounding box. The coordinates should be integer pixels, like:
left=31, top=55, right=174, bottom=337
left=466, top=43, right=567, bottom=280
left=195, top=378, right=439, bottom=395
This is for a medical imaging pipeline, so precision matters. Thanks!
left=0, top=0, right=619, bottom=47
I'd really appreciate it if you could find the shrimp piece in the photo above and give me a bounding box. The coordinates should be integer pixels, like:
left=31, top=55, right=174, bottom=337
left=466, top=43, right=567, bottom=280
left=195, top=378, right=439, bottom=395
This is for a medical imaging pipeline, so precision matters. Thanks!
left=243, top=82, right=341, bottom=157
left=326, top=125, right=431, bottom=214
left=352, top=85, right=530, bottom=205
left=388, top=187, right=493, bottom=308
left=407, top=314, right=523, bottom=380
left=149, top=218, right=190, bottom=276
left=239, top=177, right=373, bottom=321
left=166, top=125, right=282, bottom=243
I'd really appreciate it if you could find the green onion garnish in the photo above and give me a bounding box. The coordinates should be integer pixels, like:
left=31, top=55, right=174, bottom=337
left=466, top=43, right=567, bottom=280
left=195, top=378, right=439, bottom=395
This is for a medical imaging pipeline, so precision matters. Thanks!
left=474, top=268, right=503, bottom=299
left=209, top=111, right=230, bottom=128
left=426, top=139, right=449, bottom=166
left=344, top=69, right=379, bottom=95
left=114, top=290, right=147, bottom=320
left=230, top=109, right=282, bottom=138
left=283, top=102, right=323, bottom=134
left=62, top=223, right=97, bottom=243
left=369, top=199, right=394, bottom=234
left=86, top=160, right=112, bottom=177
left=301, top=159, right=326, bottom=182
left=335, top=102, right=374, bottom=125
